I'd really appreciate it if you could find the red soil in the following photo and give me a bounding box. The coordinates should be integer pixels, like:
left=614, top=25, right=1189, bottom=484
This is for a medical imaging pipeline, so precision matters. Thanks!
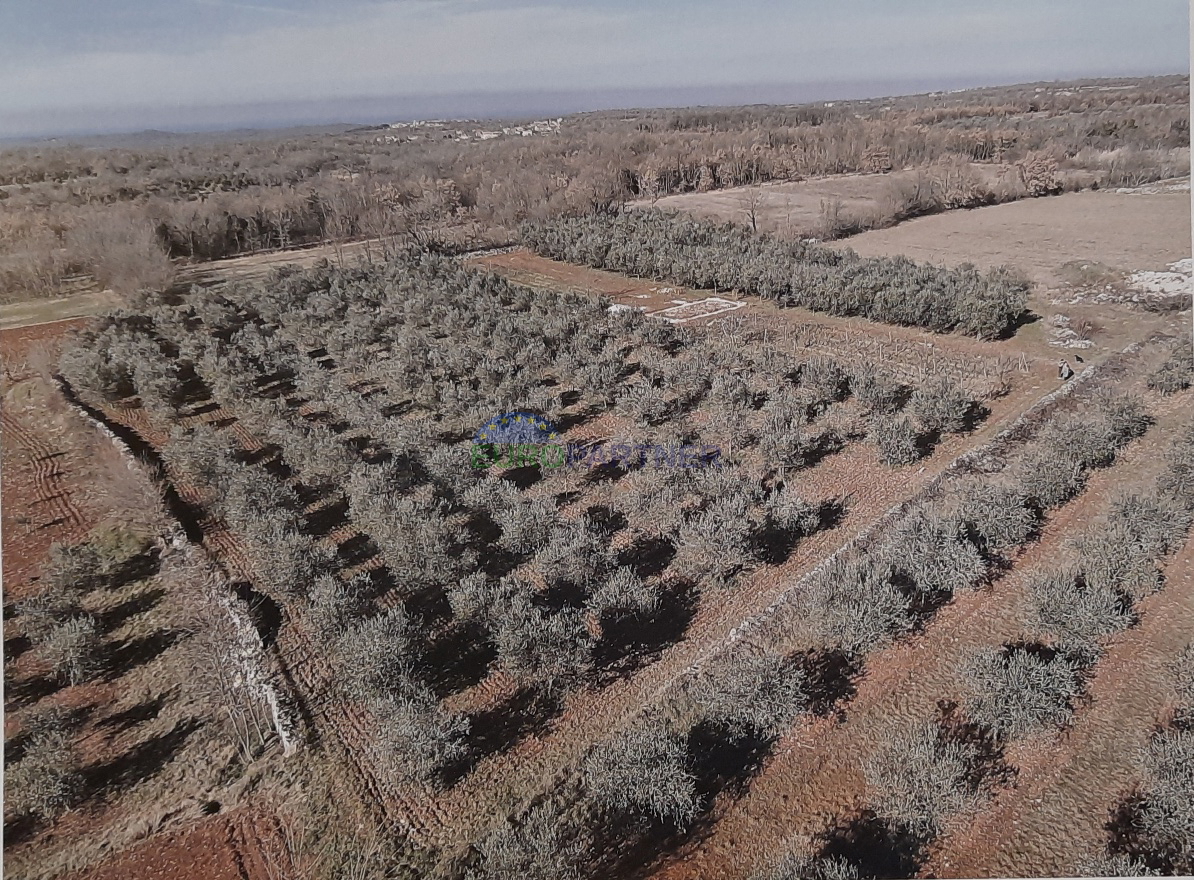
left=648, top=360, right=1187, bottom=880
left=76, top=807, right=293, bottom=880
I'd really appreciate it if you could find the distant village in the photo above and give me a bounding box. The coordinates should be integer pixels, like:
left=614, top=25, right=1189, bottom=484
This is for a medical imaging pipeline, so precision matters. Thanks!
left=373, top=117, right=563, bottom=144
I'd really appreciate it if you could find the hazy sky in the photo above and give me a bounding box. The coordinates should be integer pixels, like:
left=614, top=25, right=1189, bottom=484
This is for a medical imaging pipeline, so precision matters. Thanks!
left=0, top=0, right=1188, bottom=137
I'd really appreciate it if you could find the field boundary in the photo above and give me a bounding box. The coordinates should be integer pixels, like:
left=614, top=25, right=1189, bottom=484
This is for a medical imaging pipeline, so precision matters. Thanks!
left=53, top=374, right=301, bottom=757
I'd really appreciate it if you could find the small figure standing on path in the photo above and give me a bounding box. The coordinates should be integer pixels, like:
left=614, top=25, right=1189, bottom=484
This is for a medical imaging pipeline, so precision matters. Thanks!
left=1058, top=359, right=1074, bottom=380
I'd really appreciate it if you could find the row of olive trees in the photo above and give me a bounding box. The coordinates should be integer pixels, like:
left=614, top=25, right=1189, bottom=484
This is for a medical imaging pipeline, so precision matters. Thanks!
left=522, top=210, right=1030, bottom=338
left=465, top=651, right=811, bottom=878
left=8, top=527, right=157, bottom=821
left=1078, top=645, right=1194, bottom=877
left=749, top=396, right=1161, bottom=876
left=963, top=415, right=1189, bottom=746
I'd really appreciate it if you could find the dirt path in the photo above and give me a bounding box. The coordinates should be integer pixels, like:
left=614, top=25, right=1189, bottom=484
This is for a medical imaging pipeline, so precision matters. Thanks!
left=2, top=324, right=100, bottom=597
left=0, top=293, right=120, bottom=332
left=649, top=369, right=1186, bottom=880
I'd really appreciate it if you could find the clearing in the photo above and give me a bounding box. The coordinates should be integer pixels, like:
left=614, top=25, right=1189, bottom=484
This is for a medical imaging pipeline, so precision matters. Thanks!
left=835, top=188, right=1190, bottom=295
left=631, top=166, right=1027, bottom=237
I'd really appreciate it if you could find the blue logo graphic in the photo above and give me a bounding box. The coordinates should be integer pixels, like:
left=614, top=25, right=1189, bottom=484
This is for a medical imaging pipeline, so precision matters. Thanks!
left=470, top=411, right=722, bottom=470
left=473, top=411, right=560, bottom=445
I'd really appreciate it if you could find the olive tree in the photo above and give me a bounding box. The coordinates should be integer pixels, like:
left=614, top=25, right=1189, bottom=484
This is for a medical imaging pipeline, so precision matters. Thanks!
left=582, top=719, right=698, bottom=827
left=688, top=652, right=808, bottom=741
left=864, top=721, right=979, bottom=837
left=964, top=645, right=1085, bottom=741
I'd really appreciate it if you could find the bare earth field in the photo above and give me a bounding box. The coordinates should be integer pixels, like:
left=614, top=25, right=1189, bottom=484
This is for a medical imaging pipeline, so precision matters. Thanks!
left=835, top=188, right=1191, bottom=292
left=632, top=166, right=1024, bottom=237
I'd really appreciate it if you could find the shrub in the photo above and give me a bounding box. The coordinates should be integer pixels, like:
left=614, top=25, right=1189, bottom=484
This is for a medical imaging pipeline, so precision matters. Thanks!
left=309, top=572, right=370, bottom=638
left=59, top=334, right=135, bottom=400
left=1147, top=338, right=1193, bottom=394
left=800, top=357, right=850, bottom=404
left=964, top=645, right=1085, bottom=741
left=221, top=473, right=302, bottom=530
left=1159, top=422, right=1194, bottom=507
left=587, top=567, right=658, bottom=618
left=469, top=803, right=585, bottom=880
left=864, top=721, right=978, bottom=836
left=850, top=370, right=905, bottom=416
left=1075, top=523, right=1164, bottom=603
left=909, top=377, right=972, bottom=435
left=355, top=495, right=475, bottom=590
left=86, top=523, right=153, bottom=579
left=688, top=652, right=808, bottom=741
left=1138, top=727, right=1194, bottom=872
left=16, top=592, right=78, bottom=643
left=496, top=500, right=559, bottom=556
left=367, top=686, right=470, bottom=784
left=617, top=382, right=671, bottom=427
left=958, top=484, right=1037, bottom=556
left=7, top=714, right=84, bottom=819
left=448, top=572, right=496, bottom=621
left=43, top=540, right=104, bottom=594
left=1015, top=445, right=1086, bottom=510
left=583, top=720, right=698, bottom=827
left=759, top=409, right=808, bottom=468
left=1092, top=390, right=1150, bottom=448
left=491, top=595, right=592, bottom=687
left=805, top=557, right=913, bottom=656
left=1172, top=644, right=1194, bottom=710
left=533, top=521, right=613, bottom=590
left=1108, top=493, right=1192, bottom=561
left=423, top=442, right=484, bottom=500
left=247, top=522, right=337, bottom=600
left=40, top=615, right=103, bottom=685
left=1025, top=566, right=1133, bottom=647
left=673, top=494, right=759, bottom=588
left=339, top=609, right=416, bottom=700
left=871, top=414, right=921, bottom=466
left=1074, top=854, right=1159, bottom=876
left=764, top=485, right=820, bottom=535
left=754, top=849, right=860, bottom=880
left=1027, top=396, right=1148, bottom=499
left=65, top=206, right=175, bottom=295
left=880, top=508, right=986, bottom=597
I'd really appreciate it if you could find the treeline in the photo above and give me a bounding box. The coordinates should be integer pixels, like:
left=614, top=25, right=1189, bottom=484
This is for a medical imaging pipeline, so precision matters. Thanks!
left=522, top=210, right=1030, bottom=338
left=1, top=76, right=1188, bottom=302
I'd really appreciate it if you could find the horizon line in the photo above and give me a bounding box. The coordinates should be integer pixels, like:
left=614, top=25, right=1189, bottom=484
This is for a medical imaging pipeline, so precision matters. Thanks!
left=3, top=68, right=1187, bottom=144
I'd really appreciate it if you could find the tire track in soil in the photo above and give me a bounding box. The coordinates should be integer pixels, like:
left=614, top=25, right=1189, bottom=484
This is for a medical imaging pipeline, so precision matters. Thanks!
left=929, top=395, right=1194, bottom=878
left=423, top=372, right=1059, bottom=851
left=648, top=366, right=1181, bottom=880
left=3, top=408, right=87, bottom=536
left=102, top=403, right=437, bottom=842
